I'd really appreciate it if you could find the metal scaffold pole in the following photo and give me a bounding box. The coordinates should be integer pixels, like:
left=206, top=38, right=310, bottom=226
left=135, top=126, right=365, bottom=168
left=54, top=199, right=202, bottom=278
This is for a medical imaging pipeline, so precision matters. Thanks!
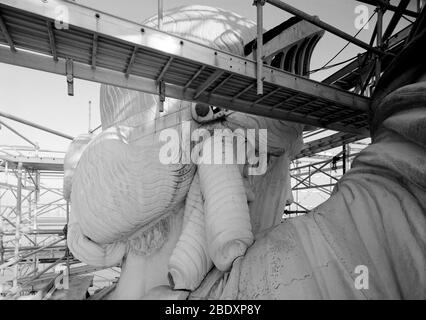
left=255, top=0, right=264, bottom=95
left=34, top=171, right=40, bottom=274
left=158, top=0, right=163, bottom=30
left=12, top=161, right=22, bottom=288
left=375, top=6, right=383, bottom=87
left=0, top=194, right=3, bottom=266
left=265, top=0, right=386, bottom=56
left=342, top=145, right=347, bottom=174
left=66, top=200, right=70, bottom=276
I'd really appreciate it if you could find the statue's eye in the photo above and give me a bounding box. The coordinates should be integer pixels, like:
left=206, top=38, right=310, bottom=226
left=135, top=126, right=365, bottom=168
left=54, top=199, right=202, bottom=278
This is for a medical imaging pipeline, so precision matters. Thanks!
left=211, top=106, right=222, bottom=114
left=194, top=103, right=211, bottom=117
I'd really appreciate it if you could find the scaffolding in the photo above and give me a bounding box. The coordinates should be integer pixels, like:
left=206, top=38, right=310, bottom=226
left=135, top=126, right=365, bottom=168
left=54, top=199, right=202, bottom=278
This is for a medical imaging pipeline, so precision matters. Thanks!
left=0, top=0, right=422, bottom=299
left=0, top=118, right=119, bottom=299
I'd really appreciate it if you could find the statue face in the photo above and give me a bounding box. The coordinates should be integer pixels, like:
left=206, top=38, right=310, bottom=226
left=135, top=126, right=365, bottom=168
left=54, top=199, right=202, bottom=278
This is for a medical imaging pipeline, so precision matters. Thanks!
left=65, top=6, right=310, bottom=299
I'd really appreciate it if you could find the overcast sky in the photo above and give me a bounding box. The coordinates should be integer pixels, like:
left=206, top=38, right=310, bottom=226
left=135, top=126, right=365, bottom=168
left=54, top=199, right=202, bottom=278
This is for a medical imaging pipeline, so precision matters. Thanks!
left=0, top=0, right=414, bottom=152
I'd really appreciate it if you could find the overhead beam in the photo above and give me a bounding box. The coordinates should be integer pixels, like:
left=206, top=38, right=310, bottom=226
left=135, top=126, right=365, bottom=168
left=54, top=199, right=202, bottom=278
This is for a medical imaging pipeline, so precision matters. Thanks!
left=255, top=0, right=264, bottom=95
left=265, top=0, right=387, bottom=56
left=0, top=109, right=74, bottom=140
left=382, top=0, right=411, bottom=41
left=125, top=47, right=138, bottom=77
left=0, top=119, right=38, bottom=148
left=0, top=9, right=15, bottom=52
left=323, top=25, right=412, bottom=87
left=156, top=56, right=173, bottom=82
left=183, top=65, right=205, bottom=90
left=194, top=70, right=224, bottom=99
left=91, top=33, right=98, bottom=69
left=0, top=46, right=369, bottom=135
left=0, top=0, right=370, bottom=112
left=355, top=0, right=418, bottom=18
left=0, top=154, right=64, bottom=171
left=46, top=21, right=58, bottom=62
left=0, top=0, right=371, bottom=135
left=210, top=74, right=233, bottom=94
left=295, top=132, right=365, bottom=159
left=245, top=19, right=324, bottom=61
left=232, top=82, right=255, bottom=101
left=252, top=87, right=281, bottom=106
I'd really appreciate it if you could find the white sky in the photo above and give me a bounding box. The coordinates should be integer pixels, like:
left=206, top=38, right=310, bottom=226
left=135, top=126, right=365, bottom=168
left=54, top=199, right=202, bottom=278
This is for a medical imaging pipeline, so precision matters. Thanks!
left=0, top=0, right=414, bottom=152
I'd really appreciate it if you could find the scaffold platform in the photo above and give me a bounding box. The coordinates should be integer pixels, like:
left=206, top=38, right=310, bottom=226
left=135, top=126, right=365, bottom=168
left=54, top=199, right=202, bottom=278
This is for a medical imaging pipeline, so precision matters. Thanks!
left=0, top=0, right=370, bottom=136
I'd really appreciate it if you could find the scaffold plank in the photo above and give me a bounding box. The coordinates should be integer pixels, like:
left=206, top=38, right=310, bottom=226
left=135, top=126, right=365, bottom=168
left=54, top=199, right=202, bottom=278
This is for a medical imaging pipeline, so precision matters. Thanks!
left=0, top=0, right=371, bottom=135
left=0, top=154, right=64, bottom=171
left=296, top=132, right=366, bottom=159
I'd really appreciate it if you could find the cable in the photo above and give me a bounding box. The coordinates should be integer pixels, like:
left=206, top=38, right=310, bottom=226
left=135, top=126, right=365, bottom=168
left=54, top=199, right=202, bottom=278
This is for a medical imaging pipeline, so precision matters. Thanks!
left=309, top=55, right=358, bottom=74
left=402, top=15, right=414, bottom=24
left=309, top=9, right=377, bottom=75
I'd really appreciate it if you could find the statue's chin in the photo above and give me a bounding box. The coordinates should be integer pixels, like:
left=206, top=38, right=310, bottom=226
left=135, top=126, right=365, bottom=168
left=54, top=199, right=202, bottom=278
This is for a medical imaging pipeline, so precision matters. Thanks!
left=110, top=205, right=185, bottom=300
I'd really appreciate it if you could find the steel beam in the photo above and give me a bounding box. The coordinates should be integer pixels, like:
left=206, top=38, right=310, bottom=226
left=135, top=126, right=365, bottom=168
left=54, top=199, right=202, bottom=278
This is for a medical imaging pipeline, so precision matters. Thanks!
left=0, top=110, right=74, bottom=140
left=291, top=174, right=332, bottom=195
left=0, top=9, right=15, bottom=52
left=12, top=162, right=22, bottom=288
left=270, top=93, right=300, bottom=110
left=125, top=47, right=138, bottom=78
left=194, top=70, right=224, bottom=99
left=91, top=33, right=98, bottom=70
left=0, top=237, right=65, bottom=270
left=158, top=0, right=163, bottom=30
left=252, top=87, right=281, bottom=106
left=295, top=132, right=365, bottom=159
left=382, top=0, right=411, bottom=41
left=375, top=7, right=383, bottom=87
left=293, top=183, right=336, bottom=191
left=232, top=82, right=255, bottom=101
left=0, top=0, right=371, bottom=134
left=323, top=25, right=411, bottom=89
left=0, top=119, right=38, bottom=148
left=183, top=65, right=205, bottom=91
left=255, top=0, right=264, bottom=95
left=355, top=0, right=418, bottom=18
left=210, top=74, right=233, bottom=94
left=265, top=0, right=386, bottom=56
left=156, top=56, right=173, bottom=82
left=46, top=21, right=58, bottom=62
left=0, top=0, right=370, bottom=112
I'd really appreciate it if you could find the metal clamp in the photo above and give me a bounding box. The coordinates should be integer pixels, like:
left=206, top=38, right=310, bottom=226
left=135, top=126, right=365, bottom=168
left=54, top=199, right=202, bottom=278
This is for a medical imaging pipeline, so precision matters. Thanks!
left=66, top=58, right=74, bottom=96
left=158, top=80, right=165, bottom=112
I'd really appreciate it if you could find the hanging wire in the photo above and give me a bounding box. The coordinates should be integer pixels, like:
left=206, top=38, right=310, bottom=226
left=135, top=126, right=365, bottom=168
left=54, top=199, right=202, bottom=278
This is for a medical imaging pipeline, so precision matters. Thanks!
left=309, top=9, right=378, bottom=75
left=402, top=15, right=414, bottom=24
left=309, top=55, right=358, bottom=74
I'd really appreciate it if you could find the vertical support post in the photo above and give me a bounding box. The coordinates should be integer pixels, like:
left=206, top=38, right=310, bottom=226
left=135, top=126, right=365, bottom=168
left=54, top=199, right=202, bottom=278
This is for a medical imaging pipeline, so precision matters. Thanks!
left=13, top=162, right=22, bottom=289
left=159, top=80, right=165, bottom=112
left=0, top=194, right=3, bottom=267
left=342, top=144, right=347, bottom=174
left=34, top=171, right=39, bottom=273
left=66, top=201, right=70, bottom=277
left=158, top=0, right=163, bottom=30
left=375, top=6, right=383, bottom=87
left=66, top=58, right=74, bottom=96
left=255, top=0, right=264, bottom=95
